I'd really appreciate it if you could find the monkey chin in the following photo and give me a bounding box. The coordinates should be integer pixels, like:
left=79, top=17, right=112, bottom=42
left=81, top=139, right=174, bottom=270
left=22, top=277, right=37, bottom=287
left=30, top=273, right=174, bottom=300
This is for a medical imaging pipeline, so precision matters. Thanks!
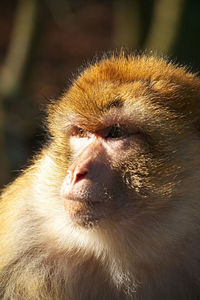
left=64, top=199, right=104, bottom=229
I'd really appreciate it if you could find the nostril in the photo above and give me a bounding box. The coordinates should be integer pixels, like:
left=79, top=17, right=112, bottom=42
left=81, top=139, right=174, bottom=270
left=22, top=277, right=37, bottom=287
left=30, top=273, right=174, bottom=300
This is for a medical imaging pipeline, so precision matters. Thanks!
left=74, top=169, right=88, bottom=184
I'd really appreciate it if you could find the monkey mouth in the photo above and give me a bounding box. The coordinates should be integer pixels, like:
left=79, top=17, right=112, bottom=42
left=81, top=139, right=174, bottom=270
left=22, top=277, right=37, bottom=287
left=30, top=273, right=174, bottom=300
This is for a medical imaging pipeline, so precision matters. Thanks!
left=64, top=198, right=104, bottom=228
left=64, top=196, right=101, bottom=204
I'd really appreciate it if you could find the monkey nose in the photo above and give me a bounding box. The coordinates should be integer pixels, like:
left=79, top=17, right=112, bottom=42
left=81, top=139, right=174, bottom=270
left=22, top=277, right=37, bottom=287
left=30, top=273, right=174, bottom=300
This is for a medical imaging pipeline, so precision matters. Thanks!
left=66, top=168, right=88, bottom=185
left=60, top=168, right=88, bottom=199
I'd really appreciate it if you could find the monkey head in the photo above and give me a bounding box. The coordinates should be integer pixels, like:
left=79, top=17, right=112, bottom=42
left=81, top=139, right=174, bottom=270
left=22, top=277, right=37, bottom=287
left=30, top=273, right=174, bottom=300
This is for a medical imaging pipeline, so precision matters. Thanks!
left=46, top=54, right=200, bottom=233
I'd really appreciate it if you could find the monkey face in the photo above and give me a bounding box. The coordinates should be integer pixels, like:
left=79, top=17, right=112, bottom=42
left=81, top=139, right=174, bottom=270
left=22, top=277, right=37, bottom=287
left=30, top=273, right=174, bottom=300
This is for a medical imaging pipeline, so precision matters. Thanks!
left=48, top=55, right=200, bottom=230
left=59, top=106, right=153, bottom=228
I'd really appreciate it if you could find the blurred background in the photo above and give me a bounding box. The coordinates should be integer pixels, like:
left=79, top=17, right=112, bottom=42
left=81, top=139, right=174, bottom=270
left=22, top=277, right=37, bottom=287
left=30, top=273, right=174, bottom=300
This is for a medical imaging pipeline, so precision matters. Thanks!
left=0, top=0, right=199, bottom=188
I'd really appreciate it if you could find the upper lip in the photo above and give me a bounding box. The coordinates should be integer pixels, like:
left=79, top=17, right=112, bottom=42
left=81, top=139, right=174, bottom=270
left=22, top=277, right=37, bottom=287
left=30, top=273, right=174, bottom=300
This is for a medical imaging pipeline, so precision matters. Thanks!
left=63, top=194, right=101, bottom=204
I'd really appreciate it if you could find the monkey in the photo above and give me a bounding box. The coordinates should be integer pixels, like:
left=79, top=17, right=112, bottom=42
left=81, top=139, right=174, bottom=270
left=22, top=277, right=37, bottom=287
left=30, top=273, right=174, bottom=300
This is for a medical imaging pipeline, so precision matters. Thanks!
left=0, top=53, right=200, bottom=300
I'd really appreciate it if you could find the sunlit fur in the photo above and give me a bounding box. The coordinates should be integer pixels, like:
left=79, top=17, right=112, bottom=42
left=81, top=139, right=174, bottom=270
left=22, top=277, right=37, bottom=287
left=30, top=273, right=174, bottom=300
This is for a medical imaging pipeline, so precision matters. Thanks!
left=0, top=53, right=200, bottom=299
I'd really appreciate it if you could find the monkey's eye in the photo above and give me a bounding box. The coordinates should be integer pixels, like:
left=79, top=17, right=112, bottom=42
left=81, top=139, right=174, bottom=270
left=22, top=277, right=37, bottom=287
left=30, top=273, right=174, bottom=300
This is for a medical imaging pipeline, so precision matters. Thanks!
left=71, top=127, right=91, bottom=138
left=77, top=128, right=87, bottom=138
left=105, top=125, right=127, bottom=139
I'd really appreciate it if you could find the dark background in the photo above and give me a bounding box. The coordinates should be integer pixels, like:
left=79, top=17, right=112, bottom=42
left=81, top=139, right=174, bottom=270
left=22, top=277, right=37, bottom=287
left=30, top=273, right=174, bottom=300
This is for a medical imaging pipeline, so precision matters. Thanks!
left=0, top=0, right=199, bottom=187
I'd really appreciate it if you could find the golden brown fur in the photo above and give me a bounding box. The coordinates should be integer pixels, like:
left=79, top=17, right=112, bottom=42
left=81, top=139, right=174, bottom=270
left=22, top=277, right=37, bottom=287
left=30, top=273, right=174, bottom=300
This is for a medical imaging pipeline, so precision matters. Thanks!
left=0, top=53, right=200, bottom=299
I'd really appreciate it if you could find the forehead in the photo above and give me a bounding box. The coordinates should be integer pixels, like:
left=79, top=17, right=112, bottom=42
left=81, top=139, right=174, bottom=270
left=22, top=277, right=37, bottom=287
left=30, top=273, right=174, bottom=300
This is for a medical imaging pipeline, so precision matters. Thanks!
left=59, top=54, right=193, bottom=111
left=53, top=55, right=199, bottom=129
left=60, top=79, right=154, bottom=118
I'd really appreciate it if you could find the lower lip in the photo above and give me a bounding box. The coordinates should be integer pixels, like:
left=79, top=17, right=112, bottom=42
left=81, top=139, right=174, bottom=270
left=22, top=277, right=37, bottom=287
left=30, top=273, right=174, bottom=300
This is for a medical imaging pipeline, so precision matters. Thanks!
left=64, top=197, right=102, bottom=205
